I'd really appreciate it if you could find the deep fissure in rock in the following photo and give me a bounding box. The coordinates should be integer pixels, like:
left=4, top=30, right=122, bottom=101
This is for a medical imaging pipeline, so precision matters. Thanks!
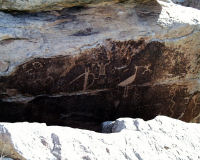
left=0, top=39, right=199, bottom=131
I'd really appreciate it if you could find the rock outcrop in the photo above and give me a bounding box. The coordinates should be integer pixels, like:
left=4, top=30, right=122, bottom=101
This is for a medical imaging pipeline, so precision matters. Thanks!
left=0, top=0, right=111, bottom=12
left=1, top=116, right=200, bottom=160
left=0, top=0, right=156, bottom=12
left=0, top=0, right=200, bottom=130
left=172, top=0, right=200, bottom=9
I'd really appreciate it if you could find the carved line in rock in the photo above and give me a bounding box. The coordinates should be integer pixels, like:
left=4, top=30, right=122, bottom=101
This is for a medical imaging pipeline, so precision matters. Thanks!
left=0, top=39, right=193, bottom=106
left=118, top=64, right=152, bottom=98
left=1, top=39, right=152, bottom=95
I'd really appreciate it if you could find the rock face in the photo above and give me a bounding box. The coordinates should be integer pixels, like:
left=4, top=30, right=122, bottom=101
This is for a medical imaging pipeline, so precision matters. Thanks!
left=172, top=0, right=200, bottom=9
left=0, top=0, right=200, bottom=130
left=0, top=0, right=112, bottom=12
left=0, top=116, right=200, bottom=160
left=0, top=0, right=156, bottom=12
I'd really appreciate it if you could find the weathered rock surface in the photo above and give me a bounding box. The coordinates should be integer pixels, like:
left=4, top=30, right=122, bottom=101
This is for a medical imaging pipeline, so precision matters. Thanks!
left=172, top=0, right=200, bottom=9
left=0, top=116, right=200, bottom=160
left=0, top=0, right=156, bottom=12
left=0, top=0, right=200, bottom=129
left=0, top=0, right=115, bottom=12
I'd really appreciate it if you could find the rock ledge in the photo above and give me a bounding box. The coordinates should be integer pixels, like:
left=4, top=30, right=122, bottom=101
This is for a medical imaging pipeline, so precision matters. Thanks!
left=1, top=116, right=200, bottom=160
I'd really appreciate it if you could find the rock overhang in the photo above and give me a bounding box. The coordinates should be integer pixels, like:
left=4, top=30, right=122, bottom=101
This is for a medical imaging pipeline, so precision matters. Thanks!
left=0, top=0, right=157, bottom=12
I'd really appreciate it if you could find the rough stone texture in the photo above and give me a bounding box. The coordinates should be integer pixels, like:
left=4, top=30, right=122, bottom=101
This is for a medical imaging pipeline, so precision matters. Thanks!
left=172, top=0, right=200, bottom=9
left=0, top=61, right=9, bottom=72
left=0, top=0, right=200, bottom=129
left=0, top=0, right=116, bottom=12
left=0, top=0, right=157, bottom=12
left=1, top=116, right=200, bottom=160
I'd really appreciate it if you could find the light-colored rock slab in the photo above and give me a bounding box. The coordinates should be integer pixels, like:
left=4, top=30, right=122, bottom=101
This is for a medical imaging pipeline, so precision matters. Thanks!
left=0, top=0, right=200, bottom=76
left=0, top=61, right=9, bottom=72
left=0, top=0, right=118, bottom=12
left=1, top=116, right=200, bottom=160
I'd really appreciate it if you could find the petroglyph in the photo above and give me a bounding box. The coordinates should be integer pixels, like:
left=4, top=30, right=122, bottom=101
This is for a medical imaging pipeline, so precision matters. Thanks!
left=69, top=67, right=94, bottom=92
left=117, top=64, right=152, bottom=98
left=83, top=67, right=90, bottom=91
left=118, top=66, right=139, bottom=98
left=32, top=62, right=43, bottom=69
left=189, top=94, right=200, bottom=120
left=0, top=39, right=195, bottom=123
left=97, top=62, right=110, bottom=76
left=118, top=66, right=139, bottom=87
left=177, top=97, right=190, bottom=119
left=193, top=94, right=200, bottom=107
left=169, top=87, right=177, bottom=117
left=142, top=64, right=152, bottom=74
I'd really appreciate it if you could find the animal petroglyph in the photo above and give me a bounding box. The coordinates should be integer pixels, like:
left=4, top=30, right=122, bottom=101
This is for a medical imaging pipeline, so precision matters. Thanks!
left=118, top=66, right=138, bottom=98
left=118, top=66, right=139, bottom=87
left=118, top=64, right=152, bottom=98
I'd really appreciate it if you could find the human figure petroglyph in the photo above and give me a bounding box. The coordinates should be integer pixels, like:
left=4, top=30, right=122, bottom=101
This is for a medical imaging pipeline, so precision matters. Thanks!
left=178, top=94, right=200, bottom=121
left=83, top=67, right=89, bottom=91
left=97, top=62, right=110, bottom=76
left=142, top=64, right=152, bottom=74
left=169, top=87, right=177, bottom=116
left=69, top=67, right=95, bottom=91
left=178, top=93, right=200, bottom=120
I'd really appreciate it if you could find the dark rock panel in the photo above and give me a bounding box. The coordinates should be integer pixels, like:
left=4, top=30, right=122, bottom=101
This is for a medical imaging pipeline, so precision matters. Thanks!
left=0, top=39, right=199, bottom=131
left=0, top=39, right=166, bottom=95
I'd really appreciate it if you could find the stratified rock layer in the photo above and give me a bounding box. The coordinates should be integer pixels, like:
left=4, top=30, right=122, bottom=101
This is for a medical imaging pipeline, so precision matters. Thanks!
left=0, top=0, right=114, bottom=12
left=1, top=116, right=200, bottom=160
left=0, top=0, right=156, bottom=12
